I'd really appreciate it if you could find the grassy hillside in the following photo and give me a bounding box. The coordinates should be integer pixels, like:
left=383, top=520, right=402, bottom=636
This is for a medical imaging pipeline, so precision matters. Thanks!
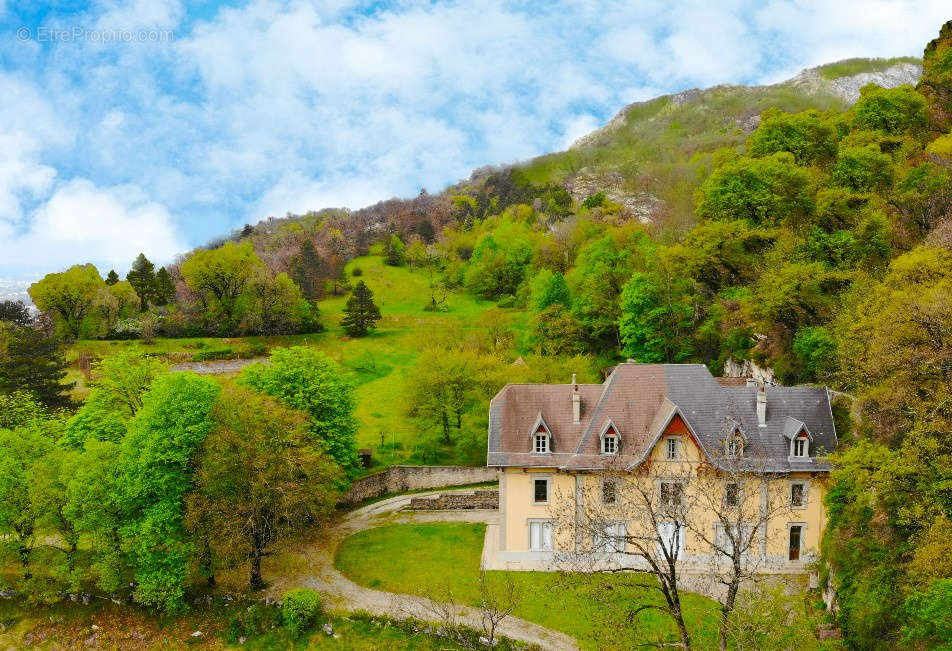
left=69, top=255, right=523, bottom=468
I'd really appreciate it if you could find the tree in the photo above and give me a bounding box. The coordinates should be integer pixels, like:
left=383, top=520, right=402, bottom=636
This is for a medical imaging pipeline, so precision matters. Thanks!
left=152, top=267, right=176, bottom=306
left=105, top=269, right=120, bottom=286
left=746, top=107, right=841, bottom=167
left=340, top=280, right=381, bottom=337
left=240, top=346, right=359, bottom=472
left=116, top=372, right=221, bottom=612
left=918, top=20, right=952, bottom=133
left=619, top=269, right=696, bottom=363
left=0, top=321, right=73, bottom=408
left=526, top=305, right=586, bottom=356
left=243, top=271, right=316, bottom=335
left=290, top=239, right=324, bottom=300
left=832, top=144, right=895, bottom=192
left=186, top=385, right=341, bottom=590
left=406, top=348, right=482, bottom=443
left=29, top=263, right=105, bottom=339
left=852, top=83, right=929, bottom=136
left=385, top=233, right=407, bottom=266
left=695, top=152, right=815, bottom=228
left=528, top=269, right=570, bottom=312
left=126, top=253, right=156, bottom=312
left=0, top=422, right=53, bottom=579
left=179, top=241, right=265, bottom=333
left=406, top=237, right=429, bottom=269
left=0, top=300, right=33, bottom=326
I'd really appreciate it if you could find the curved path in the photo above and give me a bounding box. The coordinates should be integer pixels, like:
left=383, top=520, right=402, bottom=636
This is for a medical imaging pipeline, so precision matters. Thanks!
left=266, top=489, right=579, bottom=650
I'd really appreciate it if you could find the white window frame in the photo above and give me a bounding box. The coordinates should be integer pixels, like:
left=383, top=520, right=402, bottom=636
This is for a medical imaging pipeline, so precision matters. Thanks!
left=533, top=433, right=549, bottom=454
left=790, top=481, right=809, bottom=508
left=602, top=434, right=617, bottom=455
left=593, top=521, right=627, bottom=553
left=726, top=436, right=743, bottom=458
left=790, top=434, right=809, bottom=459
left=532, top=476, right=550, bottom=505
left=528, top=519, right=553, bottom=552
left=601, top=478, right=618, bottom=505
left=665, top=436, right=681, bottom=460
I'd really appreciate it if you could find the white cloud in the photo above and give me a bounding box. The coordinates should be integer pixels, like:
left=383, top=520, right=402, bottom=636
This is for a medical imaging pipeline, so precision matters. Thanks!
left=0, top=179, right=187, bottom=277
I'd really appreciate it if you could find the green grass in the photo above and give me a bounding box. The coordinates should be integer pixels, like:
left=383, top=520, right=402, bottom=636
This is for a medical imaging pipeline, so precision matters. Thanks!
left=816, top=56, right=921, bottom=80
left=68, top=255, right=526, bottom=467
left=334, top=522, right=720, bottom=649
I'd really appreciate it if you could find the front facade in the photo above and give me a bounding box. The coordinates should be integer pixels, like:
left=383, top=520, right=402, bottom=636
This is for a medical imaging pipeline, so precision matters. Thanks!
left=486, top=363, right=837, bottom=573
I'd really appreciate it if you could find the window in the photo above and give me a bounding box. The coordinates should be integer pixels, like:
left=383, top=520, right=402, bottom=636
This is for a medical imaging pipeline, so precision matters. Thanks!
left=602, top=435, right=617, bottom=454
left=602, top=479, right=617, bottom=505
left=727, top=437, right=742, bottom=458
left=792, top=435, right=808, bottom=458
left=791, top=482, right=806, bottom=508
left=724, top=482, right=739, bottom=507
left=665, top=437, right=680, bottom=460
left=533, top=478, right=549, bottom=504
left=529, top=520, right=553, bottom=551
left=657, top=521, right=683, bottom=558
left=660, top=481, right=683, bottom=508
left=594, top=522, right=626, bottom=553
left=788, top=525, right=803, bottom=561
left=534, top=433, right=549, bottom=454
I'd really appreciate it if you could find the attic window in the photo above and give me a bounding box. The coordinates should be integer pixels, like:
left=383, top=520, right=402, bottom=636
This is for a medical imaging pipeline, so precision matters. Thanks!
left=726, top=436, right=743, bottom=458
left=602, top=427, right=618, bottom=455
left=792, top=434, right=809, bottom=458
left=534, top=431, right=549, bottom=454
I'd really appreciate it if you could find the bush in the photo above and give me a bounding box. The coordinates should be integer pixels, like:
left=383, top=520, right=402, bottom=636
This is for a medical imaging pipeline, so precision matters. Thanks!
left=190, top=347, right=235, bottom=362
left=225, top=602, right=283, bottom=644
left=282, top=588, right=322, bottom=639
left=352, top=267, right=363, bottom=276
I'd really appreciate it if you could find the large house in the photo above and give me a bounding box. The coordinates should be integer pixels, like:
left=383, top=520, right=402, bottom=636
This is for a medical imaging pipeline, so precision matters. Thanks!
left=485, top=362, right=836, bottom=573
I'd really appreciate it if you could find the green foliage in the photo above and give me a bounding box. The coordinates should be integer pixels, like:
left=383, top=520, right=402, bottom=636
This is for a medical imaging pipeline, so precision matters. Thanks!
left=528, top=269, right=570, bottom=312
left=282, top=588, right=322, bottom=639
left=29, top=263, right=105, bottom=339
left=152, top=267, right=176, bottom=306
left=694, top=152, right=815, bottom=227
left=179, top=241, right=265, bottom=334
left=105, top=269, right=120, bottom=285
left=619, top=270, right=695, bottom=363
left=385, top=234, right=407, bottom=266
left=117, top=372, right=221, bottom=612
left=463, top=221, right=534, bottom=299
left=832, top=144, right=895, bottom=191
left=817, top=56, right=921, bottom=80
left=902, top=579, right=952, bottom=649
left=747, top=107, right=840, bottom=166
left=340, top=280, right=381, bottom=337
left=126, top=253, right=155, bottom=312
left=0, top=321, right=73, bottom=409
left=241, top=346, right=359, bottom=472
left=852, top=84, right=929, bottom=135
left=526, top=304, right=586, bottom=356
left=792, top=326, right=837, bottom=381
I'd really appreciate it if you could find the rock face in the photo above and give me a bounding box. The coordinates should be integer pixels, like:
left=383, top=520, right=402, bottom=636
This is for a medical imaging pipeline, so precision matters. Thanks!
left=565, top=169, right=662, bottom=223
left=789, top=62, right=922, bottom=103
left=722, top=357, right=777, bottom=385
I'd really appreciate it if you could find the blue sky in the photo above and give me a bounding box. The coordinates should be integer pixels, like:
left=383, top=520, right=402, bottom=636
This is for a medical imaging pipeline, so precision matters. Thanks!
left=0, top=0, right=948, bottom=288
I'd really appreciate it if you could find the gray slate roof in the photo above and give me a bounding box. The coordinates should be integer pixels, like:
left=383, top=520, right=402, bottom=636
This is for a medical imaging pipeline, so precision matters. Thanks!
left=487, top=363, right=836, bottom=473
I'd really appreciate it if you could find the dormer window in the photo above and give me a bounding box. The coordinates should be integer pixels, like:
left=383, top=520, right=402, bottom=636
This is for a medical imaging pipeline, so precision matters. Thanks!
left=598, top=420, right=621, bottom=456
left=529, top=413, right=552, bottom=454
left=666, top=437, right=680, bottom=460
left=726, top=434, right=743, bottom=458
left=603, top=435, right=617, bottom=454
left=792, top=435, right=808, bottom=458
left=534, top=429, right=549, bottom=454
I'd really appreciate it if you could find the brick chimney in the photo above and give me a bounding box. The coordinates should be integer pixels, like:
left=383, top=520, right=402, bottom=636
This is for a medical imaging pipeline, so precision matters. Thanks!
left=572, top=373, right=581, bottom=424
left=756, top=382, right=767, bottom=427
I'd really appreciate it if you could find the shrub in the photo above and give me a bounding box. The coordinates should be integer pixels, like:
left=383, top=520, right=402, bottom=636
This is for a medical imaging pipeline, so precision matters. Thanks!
left=352, top=267, right=363, bottom=276
left=282, top=588, right=322, bottom=639
left=225, top=602, right=283, bottom=644
left=190, top=347, right=235, bottom=362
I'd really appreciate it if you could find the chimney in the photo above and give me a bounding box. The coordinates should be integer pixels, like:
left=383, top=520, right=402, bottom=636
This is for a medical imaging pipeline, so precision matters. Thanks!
left=571, top=374, right=581, bottom=424
left=756, top=382, right=767, bottom=427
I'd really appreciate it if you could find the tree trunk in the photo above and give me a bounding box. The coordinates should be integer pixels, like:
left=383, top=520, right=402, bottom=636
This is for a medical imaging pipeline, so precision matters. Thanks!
left=249, top=531, right=265, bottom=591
left=719, top=576, right=740, bottom=651
left=441, top=410, right=451, bottom=444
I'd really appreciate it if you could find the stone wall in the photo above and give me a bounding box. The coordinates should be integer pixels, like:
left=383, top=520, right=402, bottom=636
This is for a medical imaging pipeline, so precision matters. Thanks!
left=407, top=490, right=499, bottom=510
left=340, top=465, right=498, bottom=505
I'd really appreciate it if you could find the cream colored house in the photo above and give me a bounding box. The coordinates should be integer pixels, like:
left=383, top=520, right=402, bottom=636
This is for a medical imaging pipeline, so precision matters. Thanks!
left=485, top=363, right=836, bottom=574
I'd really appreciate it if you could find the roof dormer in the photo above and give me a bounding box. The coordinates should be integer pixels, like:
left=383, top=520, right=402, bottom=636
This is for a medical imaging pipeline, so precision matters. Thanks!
left=530, top=412, right=552, bottom=454
left=783, top=417, right=813, bottom=461
left=598, top=419, right=621, bottom=455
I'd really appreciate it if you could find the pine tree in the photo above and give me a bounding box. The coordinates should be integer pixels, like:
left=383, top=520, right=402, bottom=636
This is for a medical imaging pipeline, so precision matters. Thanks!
left=153, top=267, right=176, bottom=306
left=105, top=269, right=120, bottom=285
left=126, top=253, right=156, bottom=311
left=291, top=240, right=324, bottom=300
left=0, top=322, right=73, bottom=408
left=385, top=234, right=406, bottom=266
left=340, top=280, right=381, bottom=337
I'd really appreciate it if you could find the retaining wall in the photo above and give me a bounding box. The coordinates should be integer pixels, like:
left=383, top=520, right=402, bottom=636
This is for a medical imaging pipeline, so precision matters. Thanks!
left=341, top=465, right=498, bottom=505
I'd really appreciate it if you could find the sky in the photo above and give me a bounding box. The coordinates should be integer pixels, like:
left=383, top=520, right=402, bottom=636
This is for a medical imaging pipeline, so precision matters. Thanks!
left=0, top=0, right=948, bottom=292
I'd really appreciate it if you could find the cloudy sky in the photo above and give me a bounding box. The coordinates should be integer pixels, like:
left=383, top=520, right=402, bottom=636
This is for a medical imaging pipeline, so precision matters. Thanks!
left=0, top=1, right=948, bottom=287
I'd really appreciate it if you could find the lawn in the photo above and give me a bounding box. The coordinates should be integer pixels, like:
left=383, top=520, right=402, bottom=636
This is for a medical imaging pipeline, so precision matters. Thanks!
left=334, top=522, right=720, bottom=649
left=68, top=255, right=527, bottom=467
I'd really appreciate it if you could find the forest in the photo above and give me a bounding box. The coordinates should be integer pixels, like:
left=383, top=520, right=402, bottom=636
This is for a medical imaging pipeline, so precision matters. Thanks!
left=1, top=19, right=951, bottom=650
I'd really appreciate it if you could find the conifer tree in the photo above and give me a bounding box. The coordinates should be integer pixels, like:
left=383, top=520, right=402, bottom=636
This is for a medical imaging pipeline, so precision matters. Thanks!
left=0, top=321, right=73, bottom=408
left=291, top=240, right=324, bottom=300
left=153, top=267, right=176, bottom=306
left=385, top=234, right=406, bottom=266
left=126, top=253, right=156, bottom=312
left=105, top=269, right=120, bottom=285
left=340, top=280, right=381, bottom=337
